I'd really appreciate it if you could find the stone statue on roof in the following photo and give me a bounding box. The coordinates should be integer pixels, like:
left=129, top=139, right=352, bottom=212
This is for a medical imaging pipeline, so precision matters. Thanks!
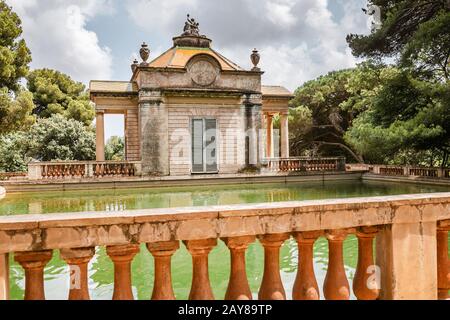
left=183, top=14, right=200, bottom=36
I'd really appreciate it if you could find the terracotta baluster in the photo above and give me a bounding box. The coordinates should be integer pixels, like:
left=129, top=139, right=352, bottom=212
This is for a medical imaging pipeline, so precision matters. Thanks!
left=258, top=233, right=290, bottom=300
left=146, top=241, right=179, bottom=300
left=15, top=250, right=53, bottom=300
left=353, top=227, right=379, bottom=300
left=106, top=244, right=139, bottom=300
left=184, top=239, right=217, bottom=300
left=293, top=231, right=321, bottom=300
left=437, top=225, right=449, bottom=300
left=60, top=247, right=95, bottom=300
left=222, top=236, right=255, bottom=300
left=324, top=230, right=350, bottom=300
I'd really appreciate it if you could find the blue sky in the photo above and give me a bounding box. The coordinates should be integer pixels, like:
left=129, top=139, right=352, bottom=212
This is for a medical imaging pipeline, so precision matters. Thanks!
left=7, top=0, right=370, bottom=139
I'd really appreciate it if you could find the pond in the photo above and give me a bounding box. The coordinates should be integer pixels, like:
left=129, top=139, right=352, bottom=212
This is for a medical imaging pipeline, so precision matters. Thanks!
left=2, top=180, right=449, bottom=300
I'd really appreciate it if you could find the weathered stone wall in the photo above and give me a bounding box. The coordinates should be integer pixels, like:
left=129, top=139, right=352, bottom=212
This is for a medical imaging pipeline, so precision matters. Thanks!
left=125, top=109, right=140, bottom=161
left=139, top=91, right=169, bottom=175
left=138, top=69, right=261, bottom=94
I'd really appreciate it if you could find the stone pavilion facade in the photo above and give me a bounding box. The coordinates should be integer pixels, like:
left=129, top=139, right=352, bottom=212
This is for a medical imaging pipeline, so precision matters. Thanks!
left=90, top=16, right=293, bottom=176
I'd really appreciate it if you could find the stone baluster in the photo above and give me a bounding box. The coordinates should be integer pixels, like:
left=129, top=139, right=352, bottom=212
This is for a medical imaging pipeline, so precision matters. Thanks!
left=293, top=231, right=321, bottom=300
left=353, top=227, right=379, bottom=300
left=106, top=244, right=139, bottom=300
left=437, top=225, right=449, bottom=300
left=324, top=230, right=350, bottom=300
left=0, top=253, right=9, bottom=300
left=147, top=241, right=179, bottom=300
left=258, top=233, right=290, bottom=300
left=184, top=239, right=217, bottom=300
left=60, top=247, right=95, bottom=300
left=222, top=236, right=255, bottom=300
left=15, top=250, right=53, bottom=300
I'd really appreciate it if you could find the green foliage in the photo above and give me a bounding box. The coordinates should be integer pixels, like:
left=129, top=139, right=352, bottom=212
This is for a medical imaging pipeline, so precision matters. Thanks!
left=0, top=1, right=32, bottom=93
left=347, top=1, right=449, bottom=80
left=0, top=88, right=35, bottom=134
left=105, top=136, right=125, bottom=161
left=345, top=72, right=450, bottom=164
left=26, top=114, right=96, bottom=161
left=289, top=64, right=387, bottom=161
left=26, top=69, right=94, bottom=125
left=0, top=131, right=29, bottom=172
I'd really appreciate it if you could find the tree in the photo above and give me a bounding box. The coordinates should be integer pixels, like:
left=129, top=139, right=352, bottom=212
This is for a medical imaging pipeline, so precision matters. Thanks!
left=289, top=64, right=387, bottom=162
left=345, top=71, right=450, bottom=165
left=26, top=69, right=95, bottom=126
left=0, top=88, right=35, bottom=134
left=0, top=1, right=32, bottom=93
left=347, top=0, right=449, bottom=80
left=27, top=114, right=96, bottom=161
left=105, top=136, right=125, bottom=161
left=0, top=131, right=29, bottom=172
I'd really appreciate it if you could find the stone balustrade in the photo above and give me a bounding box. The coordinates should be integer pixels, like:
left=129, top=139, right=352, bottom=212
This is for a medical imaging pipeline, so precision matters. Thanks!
left=347, top=164, right=450, bottom=179
left=0, top=193, right=449, bottom=300
left=27, top=161, right=142, bottom=180
left=263, top=157, right=346, bottom=173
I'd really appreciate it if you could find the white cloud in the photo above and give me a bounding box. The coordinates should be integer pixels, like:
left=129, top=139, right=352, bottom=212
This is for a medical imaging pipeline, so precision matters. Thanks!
left=125, top=0, right=369, bottom=91
left=6, top=0, right=114, bottom=84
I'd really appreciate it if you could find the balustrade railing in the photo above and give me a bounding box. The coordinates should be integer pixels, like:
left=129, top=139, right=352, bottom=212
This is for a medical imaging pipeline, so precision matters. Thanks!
left=347, top=164, right=450, bottom=179
left=0, top=172, right=27, bottom=181
left=0, top=193, right=448, bottom=300
left=27, top=161, right=142, bottom=180
left=263, top=157, right=346, bottom=173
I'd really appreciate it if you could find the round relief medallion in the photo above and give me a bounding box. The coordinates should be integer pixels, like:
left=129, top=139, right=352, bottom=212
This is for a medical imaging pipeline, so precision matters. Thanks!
left=188, top=59, right=219, bottom=86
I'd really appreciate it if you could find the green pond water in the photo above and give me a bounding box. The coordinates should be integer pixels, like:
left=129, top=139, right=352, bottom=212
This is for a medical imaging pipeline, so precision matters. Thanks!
left=1, top=180, right=449, bottom=300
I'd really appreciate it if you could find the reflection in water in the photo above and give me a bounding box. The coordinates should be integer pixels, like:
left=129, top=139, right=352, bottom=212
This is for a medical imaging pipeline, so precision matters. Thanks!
left=3, top=180, right=449, bottom=299
left=1, top=180, right=449, bottom=216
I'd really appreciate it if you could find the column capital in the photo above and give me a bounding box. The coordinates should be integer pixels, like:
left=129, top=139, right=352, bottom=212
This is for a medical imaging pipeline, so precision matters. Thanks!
left=258, top=233, right=290, bottom=247
left=222, top=236, right=255, bottom=250
left=15, top=250, right=53, bottom=268
left=96, top=109, right=105, bottom=115
left=184, top=239, right=217, bottom=255
left=60, top=247, right=95, bottom=264
left=147, top=241, right=180, bottom=256
left=106, top=244, right=140, bottom=262
left=325, top=229, right=350, bottom=241
left=293, top=231, right=322, bottom=242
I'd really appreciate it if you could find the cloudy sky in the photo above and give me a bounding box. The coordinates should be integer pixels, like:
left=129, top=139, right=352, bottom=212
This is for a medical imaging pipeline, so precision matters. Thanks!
left=7, top=0, right=371, bottom=139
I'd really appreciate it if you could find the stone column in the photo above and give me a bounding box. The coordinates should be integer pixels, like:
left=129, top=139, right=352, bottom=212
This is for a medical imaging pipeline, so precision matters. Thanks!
left=258, top=233, right=290, bottom=300
left=266, top=114, right=274, bottom=159
left=139, top=90, right=169, bottom=175
left=293, top=231, right=321, bottom=300
left=15, top=250, right=53, bottom=300
left=0, top=253, right=9, bottom=300
left=376, top=220, right=438, bottom=300
left=353, top=227, right=379, bottom=300
left=106, top=244, right=139, bottom=300
left=60, top=247, right=95, bottom=300
left=436, top=226, right=449, bottom=300
left=280, top=112, right=289, bottom=158
left=184, top=239, right=217, bottom=300
left=96, top=110, right=105, bottom=161
left=324, top=230, right=350, bottom=300
left=222, top=236, right=255, bottom=300
left=147, top=241, right=179, bottom=300
left=244, top=94, right=263, bottom=167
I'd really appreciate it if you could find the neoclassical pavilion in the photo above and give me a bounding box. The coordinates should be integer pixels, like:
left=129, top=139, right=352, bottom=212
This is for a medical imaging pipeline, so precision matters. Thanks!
left=90, top=16, right=293, bottom=176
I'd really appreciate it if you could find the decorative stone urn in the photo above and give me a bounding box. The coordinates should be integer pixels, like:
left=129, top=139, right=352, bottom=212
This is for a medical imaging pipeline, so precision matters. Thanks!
left=140, top=43, right=150, bottom=63
left=131, top=59, right=139, bottom=73
left=251, top=49, right=260, bottom=71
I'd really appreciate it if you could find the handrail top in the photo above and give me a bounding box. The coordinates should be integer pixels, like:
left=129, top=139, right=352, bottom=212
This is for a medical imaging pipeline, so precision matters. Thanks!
left=28, top=161, right=142, bottom=165
left=1, top=192, right=449, bottom=231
